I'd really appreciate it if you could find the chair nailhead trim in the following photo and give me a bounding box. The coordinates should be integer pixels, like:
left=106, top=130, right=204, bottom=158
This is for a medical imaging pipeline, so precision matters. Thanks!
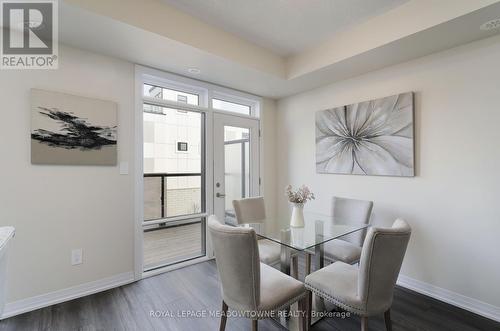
left=229, top=292, right=307, bottom=320
left=305, top=284, right=366, bottom=316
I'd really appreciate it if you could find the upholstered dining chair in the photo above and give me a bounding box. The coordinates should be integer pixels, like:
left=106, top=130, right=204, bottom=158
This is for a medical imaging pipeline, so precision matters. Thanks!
left=306, top=197, right=373, bottom=274
left=208, top=215, right=309, bottom=331
left=304, top=219, right=411, bottom=331
left=233, top=197, right=300, bottom=278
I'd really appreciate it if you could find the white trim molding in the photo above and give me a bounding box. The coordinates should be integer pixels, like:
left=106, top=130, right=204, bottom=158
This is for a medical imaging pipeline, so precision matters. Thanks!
left=142, top=256, right=211, bottom=279
left=3, top=269, right=499, bottom=323
left=134, top=65, right=262, bottom=276
left=1, top=272, right=135, bottom=320
left=397, top=274, right=500, bottom=323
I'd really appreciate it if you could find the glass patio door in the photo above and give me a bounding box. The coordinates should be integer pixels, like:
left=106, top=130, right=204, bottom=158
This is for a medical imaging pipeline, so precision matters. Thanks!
left=213, top=113, right=260, bottom=225
left=142, top=84, right=207, bottom=272
left=137, top=68, right=263, bottom=276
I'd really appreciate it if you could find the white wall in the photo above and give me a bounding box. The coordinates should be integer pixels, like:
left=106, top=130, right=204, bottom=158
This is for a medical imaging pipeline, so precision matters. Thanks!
left=0, top=46, right=136, bottom=303
left=276, top=35, right=500, bottom=311
left=262, top=98, right=278, bottom=224
left=0, top=45, right=278, bottom=310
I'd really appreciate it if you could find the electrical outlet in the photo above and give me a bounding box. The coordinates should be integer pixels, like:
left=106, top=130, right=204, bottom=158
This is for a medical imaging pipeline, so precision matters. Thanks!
left=71, top=249, right=83, bottom=265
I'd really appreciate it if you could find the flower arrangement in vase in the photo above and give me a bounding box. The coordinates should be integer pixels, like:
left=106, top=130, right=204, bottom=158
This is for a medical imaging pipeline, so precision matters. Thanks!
left=285, top=185, right=315, bottom=227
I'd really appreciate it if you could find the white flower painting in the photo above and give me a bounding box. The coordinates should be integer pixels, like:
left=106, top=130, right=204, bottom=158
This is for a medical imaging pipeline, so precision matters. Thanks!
left=316, top=92, right=414, bottom=177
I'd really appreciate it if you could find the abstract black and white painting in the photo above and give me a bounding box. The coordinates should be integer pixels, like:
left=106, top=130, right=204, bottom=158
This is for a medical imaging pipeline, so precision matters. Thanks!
left=31, top=89, right=118, bottom=165
left=316, top=92, right=414, bottom=177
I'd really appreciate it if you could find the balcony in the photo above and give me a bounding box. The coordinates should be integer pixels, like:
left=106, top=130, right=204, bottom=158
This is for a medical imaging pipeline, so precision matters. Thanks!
left=144, top=173, right=203, bottom=220
left=143, top=221, right=204, bottom=270
left=143, top=173, right=205, bottom=270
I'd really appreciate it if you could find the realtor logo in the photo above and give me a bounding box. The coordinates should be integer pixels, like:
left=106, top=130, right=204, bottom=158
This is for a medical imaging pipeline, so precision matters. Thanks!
left=1, top=0, right=58, bottom=69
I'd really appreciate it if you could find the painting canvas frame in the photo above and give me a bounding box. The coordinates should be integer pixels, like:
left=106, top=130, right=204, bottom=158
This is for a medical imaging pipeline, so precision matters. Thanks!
left=315, top=92, right=414, bottom=177
left=31, top=89, right=118, bottom=166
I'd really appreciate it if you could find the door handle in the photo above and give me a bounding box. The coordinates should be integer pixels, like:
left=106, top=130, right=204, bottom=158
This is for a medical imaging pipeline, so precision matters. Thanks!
left=216, top=192, right=226, bottom=198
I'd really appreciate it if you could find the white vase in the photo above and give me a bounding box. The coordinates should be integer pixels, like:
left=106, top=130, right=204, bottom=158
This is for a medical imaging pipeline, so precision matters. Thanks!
left=290, top=203, right=305, bottom=228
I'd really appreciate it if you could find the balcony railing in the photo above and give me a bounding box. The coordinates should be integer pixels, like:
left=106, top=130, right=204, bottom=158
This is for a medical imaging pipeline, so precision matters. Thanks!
left=144, top=173, right=204, bottom=221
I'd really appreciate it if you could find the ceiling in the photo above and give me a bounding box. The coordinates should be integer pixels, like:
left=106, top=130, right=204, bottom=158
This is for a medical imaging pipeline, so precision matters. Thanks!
left=161, top=0, right=410, bottom=56
left=59, top=0, right=500, bottom=98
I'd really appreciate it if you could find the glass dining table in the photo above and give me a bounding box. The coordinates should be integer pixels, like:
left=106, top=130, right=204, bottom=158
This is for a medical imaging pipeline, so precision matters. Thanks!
left=244, top=212, right=369, bottom=330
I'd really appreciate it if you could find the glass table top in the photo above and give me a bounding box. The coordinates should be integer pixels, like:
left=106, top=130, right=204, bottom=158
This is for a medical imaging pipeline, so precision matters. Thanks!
left=247, top=212, right=369, bottom=251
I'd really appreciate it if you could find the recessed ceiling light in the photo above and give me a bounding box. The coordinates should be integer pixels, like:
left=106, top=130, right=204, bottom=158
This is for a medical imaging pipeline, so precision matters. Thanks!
left=480, top=18, right=500, bottom=31
left=188, top=68, right=201, bottom=74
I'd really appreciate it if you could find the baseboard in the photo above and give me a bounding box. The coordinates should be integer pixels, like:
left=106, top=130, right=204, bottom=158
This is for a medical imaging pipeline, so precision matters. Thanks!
left=397, top=274, right=500, bottom=323
left=1, top=271, right=135, bottom=320
left=3, top=271, right=499, bottom=323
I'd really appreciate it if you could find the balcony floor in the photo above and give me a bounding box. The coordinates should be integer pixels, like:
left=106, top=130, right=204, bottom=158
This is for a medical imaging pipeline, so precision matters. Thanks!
left=143, top=222, right=203, bottom=269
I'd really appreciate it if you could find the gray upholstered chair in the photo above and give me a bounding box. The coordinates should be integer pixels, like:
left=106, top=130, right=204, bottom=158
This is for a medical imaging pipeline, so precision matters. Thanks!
left=233, top=197, right=300, bottom=278
left=326, top=197, right=374, bottom=262
left=208, top=215, right=308, bottom=331
left=305, top=219, right=411, bottom=331
left=306, top=197, right=373, bottom=273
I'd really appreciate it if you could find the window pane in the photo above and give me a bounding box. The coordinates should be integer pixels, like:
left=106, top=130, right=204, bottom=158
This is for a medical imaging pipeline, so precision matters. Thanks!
left=143, top=104, right=203, bottom=221
left=165, top=176, right=202, bottom=217
left=143, top=103, right=165, bottom=115
left=143, top=219, right=204, bottom=270
left=143, top=175, right=202, bottom=219
left=213, top=98, right=251, bottom=115
left=224, top=126, right=250, bottom=225
left=144, top=177, right=162, bottom=221
left=144, top=83, right=199, bottom=106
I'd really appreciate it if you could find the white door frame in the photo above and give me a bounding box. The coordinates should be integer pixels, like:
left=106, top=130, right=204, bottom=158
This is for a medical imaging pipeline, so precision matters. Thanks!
left=213, top=113, right=260, bottom=227
left=133, top=65, right=262, bottom=280
left=134, top=66, right=214, bottom=280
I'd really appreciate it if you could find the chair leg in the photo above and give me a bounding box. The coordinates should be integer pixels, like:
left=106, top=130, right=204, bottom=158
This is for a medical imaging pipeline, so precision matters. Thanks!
left=306, top=290, right=312, bottom=328
left=361, top=316, right=368, bottom=331
left=219, top=301, right=228, bottom=331
left=297, top=296, right=310, bottom=331
left=252, top=319, right=258, bottom=331
left=298, top=297, right=304, bottom=331
left=292, top=255, right=299, bottom=279
left=305, top=253, right=311, bottom=275
left=384, top=309, right=392, bottom=331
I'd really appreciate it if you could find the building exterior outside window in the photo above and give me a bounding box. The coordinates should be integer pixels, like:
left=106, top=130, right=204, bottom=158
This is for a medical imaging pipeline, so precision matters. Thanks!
left=143, top=107, right=202, bottom=219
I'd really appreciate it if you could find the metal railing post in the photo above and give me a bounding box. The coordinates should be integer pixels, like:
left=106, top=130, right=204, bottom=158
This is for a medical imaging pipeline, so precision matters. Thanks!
left=161, top=175, right=165, bottom=218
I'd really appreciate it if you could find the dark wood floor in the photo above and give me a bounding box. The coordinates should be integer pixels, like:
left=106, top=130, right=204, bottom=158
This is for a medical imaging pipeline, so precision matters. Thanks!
left=1, top=259, right=499, bottom=331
